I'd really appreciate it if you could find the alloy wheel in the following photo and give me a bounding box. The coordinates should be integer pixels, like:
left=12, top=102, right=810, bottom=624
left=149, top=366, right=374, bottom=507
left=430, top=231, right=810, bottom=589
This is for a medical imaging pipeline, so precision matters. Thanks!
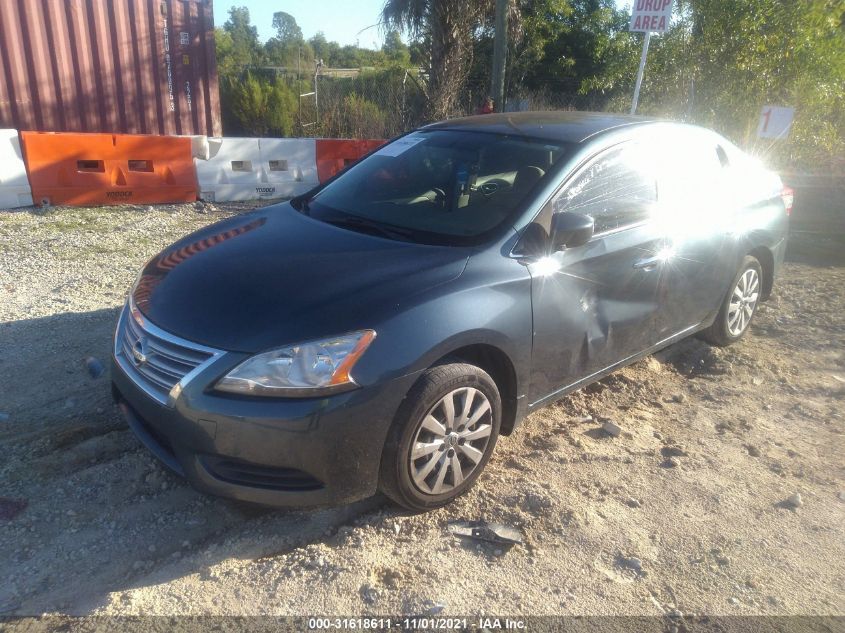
left=727, top=268, right=760, bottom=337
left=409, top=387, right=493, bottom=496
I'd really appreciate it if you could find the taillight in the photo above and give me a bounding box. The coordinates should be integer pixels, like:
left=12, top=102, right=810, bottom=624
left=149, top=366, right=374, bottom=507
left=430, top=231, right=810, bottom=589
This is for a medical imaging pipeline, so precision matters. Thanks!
left=781, top=186, right=794, bottom=216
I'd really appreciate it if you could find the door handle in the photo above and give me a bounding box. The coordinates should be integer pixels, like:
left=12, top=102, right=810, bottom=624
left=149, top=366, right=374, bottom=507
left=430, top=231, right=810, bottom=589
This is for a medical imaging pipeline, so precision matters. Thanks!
left=633, top=256, right=661, bottom=271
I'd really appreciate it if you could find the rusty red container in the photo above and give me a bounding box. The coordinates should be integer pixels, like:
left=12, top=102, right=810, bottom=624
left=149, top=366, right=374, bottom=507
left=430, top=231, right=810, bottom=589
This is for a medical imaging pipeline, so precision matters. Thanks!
left=0, top=0, right=221, bottom=137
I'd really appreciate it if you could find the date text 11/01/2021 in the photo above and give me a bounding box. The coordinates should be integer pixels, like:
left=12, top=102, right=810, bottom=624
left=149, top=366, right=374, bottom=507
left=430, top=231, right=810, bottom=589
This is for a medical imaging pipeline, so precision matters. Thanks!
left=307, top=617, right=527, bottom=630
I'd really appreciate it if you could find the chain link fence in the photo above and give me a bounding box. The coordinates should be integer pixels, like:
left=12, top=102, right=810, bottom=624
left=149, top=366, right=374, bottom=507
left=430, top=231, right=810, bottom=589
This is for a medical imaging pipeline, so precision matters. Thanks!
left=281, top=67, right=428, bottom=139
left=224, top=66, right=616, bottom=140
left=303, top=71, right=618, bottom=138
left=461, top=81, right=615, bottom=117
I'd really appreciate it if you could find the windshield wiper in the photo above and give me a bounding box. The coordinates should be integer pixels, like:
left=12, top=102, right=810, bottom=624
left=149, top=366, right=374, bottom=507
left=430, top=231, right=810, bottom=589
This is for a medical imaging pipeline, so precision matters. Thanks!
left=325, top=216, right=415, bottom=242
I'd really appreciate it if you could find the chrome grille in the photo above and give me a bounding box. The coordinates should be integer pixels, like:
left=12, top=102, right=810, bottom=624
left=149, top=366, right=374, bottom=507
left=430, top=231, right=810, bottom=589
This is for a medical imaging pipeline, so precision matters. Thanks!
left=115, top=300, right=222, bottom=406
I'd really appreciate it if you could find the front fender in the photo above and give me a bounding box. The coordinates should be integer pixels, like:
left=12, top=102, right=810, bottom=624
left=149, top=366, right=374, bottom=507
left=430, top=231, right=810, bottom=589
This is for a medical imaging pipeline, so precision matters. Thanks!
left=352, top=250, right=534, bottom=403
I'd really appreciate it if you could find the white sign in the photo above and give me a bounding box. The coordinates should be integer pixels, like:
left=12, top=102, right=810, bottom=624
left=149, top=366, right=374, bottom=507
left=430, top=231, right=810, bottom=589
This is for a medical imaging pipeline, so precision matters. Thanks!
left=374, top=134, right=426, bottom=157
left=757, top=106, right=795, bottom=139
left=629, top=0, right=673, bottom=33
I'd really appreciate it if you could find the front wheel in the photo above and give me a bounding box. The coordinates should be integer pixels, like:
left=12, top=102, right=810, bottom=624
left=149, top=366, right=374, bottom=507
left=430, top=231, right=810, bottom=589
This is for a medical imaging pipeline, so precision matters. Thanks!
left=700, top=255, right=763, bottom=346
left=379, top=363, right=501, bottom=511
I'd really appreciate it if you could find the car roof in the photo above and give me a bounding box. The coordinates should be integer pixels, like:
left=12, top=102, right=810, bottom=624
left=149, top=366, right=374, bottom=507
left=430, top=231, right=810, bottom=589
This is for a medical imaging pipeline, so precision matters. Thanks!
left=421, top=111, right=659, bottom=144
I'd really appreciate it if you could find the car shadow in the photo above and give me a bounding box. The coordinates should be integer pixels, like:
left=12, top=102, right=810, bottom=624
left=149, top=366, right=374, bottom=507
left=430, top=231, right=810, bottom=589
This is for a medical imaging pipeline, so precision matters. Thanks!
left=0, top=307, right=384, bottom=616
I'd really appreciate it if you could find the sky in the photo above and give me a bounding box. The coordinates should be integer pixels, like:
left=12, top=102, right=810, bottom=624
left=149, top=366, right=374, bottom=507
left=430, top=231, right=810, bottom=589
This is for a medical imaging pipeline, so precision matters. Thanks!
left=213, top=0, right=390, bottom=49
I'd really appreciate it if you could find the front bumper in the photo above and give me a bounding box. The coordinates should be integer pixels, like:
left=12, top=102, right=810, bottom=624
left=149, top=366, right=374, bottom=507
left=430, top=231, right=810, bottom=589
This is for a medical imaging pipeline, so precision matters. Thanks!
left=112, top=352, right=418, bottom=507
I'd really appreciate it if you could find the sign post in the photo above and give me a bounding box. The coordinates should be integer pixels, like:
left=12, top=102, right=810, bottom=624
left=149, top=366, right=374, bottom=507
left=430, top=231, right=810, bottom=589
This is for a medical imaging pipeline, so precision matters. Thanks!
left=630, top=32, right=651, bottom=115
left=629, top=0, right=673, bottom=115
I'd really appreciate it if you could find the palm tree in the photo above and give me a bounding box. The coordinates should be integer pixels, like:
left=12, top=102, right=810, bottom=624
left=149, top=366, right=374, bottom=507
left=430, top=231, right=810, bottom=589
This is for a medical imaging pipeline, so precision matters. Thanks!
left=382, top=0, right=519, bottom=120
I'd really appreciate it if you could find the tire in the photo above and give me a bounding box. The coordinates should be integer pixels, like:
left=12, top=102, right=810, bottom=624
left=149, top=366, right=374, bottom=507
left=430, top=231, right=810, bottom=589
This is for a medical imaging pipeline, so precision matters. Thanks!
left=379, top=363, right=501, bottom=511
left=700, top=255, right=763, bottom=347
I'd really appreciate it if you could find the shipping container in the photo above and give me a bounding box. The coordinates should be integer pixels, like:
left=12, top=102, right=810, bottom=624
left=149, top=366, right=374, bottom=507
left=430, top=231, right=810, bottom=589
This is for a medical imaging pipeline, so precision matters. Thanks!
left=0, top=0, right=221, bottom=137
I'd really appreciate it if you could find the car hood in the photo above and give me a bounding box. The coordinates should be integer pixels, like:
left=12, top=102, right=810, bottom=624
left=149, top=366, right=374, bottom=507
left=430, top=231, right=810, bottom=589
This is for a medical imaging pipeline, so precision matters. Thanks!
left=132, top=203, right=470, bottom=352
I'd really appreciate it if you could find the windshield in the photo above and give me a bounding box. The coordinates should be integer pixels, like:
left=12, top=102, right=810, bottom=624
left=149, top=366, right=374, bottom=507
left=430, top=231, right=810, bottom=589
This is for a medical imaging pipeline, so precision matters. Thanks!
left=297, top=130, right=572, bottom=246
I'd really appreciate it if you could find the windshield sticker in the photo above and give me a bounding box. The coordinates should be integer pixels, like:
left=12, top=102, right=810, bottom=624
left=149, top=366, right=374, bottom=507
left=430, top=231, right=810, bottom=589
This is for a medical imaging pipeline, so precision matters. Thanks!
left=374, top=135, right=426, bottom=157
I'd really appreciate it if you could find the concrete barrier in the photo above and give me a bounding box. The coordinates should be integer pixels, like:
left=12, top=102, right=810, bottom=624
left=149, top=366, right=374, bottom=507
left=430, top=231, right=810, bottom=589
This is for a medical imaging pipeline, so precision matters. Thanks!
left=21, top=132, right=197, bottom=206
left=4, top=132, right=387, bottom=209
left=258, top=138, right=320, bottom=198
left=0, top=129, right=34, bottom=209
left=316, top=139, right=386, bottom=183
left=197, top=138, right=322, bottom=202
left=196, top=138, right=265, bottom=202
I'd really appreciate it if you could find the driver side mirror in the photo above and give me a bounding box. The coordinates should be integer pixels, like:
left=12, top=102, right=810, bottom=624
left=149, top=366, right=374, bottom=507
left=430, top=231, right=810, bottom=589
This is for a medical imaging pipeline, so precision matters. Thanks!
left=551, top=212, right=595, bottom=251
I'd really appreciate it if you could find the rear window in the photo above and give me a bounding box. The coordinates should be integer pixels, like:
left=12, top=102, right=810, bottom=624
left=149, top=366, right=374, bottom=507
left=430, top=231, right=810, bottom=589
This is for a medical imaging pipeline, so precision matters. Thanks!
left=655, top=134, right=730, bottom=210
left=300, top=130, right=573, bottom=245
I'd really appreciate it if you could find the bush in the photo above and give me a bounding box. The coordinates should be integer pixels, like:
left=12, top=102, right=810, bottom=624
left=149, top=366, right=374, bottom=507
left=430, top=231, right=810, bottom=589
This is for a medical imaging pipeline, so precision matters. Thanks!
left=221, top=72, right=298, bottom=137
left=342, top=95, right=387, bottom=139
left=313, top=68, right=427, bottom=139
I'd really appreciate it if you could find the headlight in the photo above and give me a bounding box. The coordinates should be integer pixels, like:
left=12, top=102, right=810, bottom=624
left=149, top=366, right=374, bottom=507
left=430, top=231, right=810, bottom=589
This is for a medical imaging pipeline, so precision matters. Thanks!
left=214, top=330, right=376, bottom=397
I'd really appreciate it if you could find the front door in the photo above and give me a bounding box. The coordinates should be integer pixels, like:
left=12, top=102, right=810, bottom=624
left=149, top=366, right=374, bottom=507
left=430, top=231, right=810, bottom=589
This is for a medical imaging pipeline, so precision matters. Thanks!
left=526, top=142, right=670, bottom=404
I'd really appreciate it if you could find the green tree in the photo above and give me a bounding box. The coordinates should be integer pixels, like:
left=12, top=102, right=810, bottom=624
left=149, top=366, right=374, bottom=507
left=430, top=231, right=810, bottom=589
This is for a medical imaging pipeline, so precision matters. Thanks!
left=408, top=38, right=427, bottom=67
left=532, top=0, right=632, bottom=90
left=265, top=38, right=313, bottom=68
left=272, top=11, right=303, bottom=43
left=222, top=6, right=262, bottom=69
left=335, top=44, right=386, bottom=68
left=214, top=28, right=238, bottom=76
left=382, top=30, right=411, bottom=66
left=381, top=0, right=519, bottom=119
left=463, top=0, right=630, bottom=111
left=309, top=32, right=329, bottom=63
left=265, top=12, right=308, bottom=68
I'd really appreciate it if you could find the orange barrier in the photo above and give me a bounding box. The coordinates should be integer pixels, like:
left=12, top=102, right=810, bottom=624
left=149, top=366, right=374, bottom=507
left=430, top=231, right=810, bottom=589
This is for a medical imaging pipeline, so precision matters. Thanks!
left=21, top=132, right=198, bottom=206
left=315, top=139, right=385, bottom=183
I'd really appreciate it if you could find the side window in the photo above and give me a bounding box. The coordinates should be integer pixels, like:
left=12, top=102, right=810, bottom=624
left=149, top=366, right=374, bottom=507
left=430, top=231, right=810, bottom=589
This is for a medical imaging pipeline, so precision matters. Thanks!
left=657, top=137, right=728, bottom=210
left=553, top=144, right=657, bottom=234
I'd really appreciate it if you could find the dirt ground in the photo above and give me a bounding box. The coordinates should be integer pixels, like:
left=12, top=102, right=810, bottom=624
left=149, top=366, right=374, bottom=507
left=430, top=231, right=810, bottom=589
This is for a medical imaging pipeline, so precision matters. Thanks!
left=0, top=202, right=843, bottom=618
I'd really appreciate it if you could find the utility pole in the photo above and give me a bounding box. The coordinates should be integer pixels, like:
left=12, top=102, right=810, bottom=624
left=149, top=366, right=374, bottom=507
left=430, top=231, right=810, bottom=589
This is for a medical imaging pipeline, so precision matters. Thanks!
left=490, top=0, right=508, bottom=113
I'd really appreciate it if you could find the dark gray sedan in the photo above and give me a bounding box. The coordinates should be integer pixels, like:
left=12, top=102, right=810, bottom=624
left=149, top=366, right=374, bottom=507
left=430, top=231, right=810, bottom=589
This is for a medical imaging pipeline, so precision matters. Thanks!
left=112, top=112, right=789, bottom=511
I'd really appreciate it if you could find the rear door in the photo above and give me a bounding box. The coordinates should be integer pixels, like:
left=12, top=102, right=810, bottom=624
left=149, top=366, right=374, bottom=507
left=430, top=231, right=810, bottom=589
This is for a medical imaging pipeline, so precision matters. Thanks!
left=653, top=132, right=737, bottom=333
left=527, top=141, right=670, bottom=403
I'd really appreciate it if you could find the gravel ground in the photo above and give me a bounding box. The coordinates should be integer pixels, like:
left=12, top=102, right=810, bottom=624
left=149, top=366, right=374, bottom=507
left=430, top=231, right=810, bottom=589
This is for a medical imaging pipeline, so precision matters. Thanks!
left=0, top=202, right=843, bottom=618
